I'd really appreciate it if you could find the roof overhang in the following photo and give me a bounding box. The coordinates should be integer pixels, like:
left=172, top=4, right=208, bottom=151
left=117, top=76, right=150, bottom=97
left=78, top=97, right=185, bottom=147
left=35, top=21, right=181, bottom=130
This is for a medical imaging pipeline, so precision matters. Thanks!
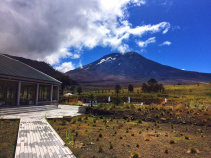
left=0, top=74, right=61, bottom=85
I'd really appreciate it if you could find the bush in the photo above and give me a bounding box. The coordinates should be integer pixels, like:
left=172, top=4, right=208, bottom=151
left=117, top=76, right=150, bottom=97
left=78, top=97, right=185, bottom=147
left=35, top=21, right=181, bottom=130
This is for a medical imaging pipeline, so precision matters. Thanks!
left=99, top=145, right=104, bottom=152
left=145, top=137, right=150, bottom=141
left=109, top=142, right=113, bottom=149
left=61, top=119, right=67, bottom=125
left=187, top=148, right=199, bottom=154
left=164, top=148, right=168, bottom=153
left=170, top=140, right=175, bottom=144
left=137, top=119, right=142, bottom=124
left=131, top=152, right=140, bottom=158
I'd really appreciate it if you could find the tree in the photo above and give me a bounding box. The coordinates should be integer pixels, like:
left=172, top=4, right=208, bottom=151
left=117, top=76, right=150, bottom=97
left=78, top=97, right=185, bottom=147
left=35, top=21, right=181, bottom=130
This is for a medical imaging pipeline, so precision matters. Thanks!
left=128, top=84, right=134, bottom=92
left=70, top=86, right=75, bottom=94
left=152, top=83, right=160, bottom=93
left=77, top=86, right=82, bottom=95
left=147, top=78, right=158, bottom=85
left=89, top=93, right=96, bottom=107
left=54, top=74, right=72, bottom=95
left=142, top=83, right=148, bottom=93
left=115, top=84, right=121, bottom=96
left=159, top=84, right=165, bottom=93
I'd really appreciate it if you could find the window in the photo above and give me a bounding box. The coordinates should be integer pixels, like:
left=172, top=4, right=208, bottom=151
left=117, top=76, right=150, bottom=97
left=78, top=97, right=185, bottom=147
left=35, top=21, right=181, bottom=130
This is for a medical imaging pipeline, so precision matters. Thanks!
left=20, top=82, right=36, bottom=105
left=53, top=86, right=58, bottom=100
left=39, top=85, right=50, bottom=101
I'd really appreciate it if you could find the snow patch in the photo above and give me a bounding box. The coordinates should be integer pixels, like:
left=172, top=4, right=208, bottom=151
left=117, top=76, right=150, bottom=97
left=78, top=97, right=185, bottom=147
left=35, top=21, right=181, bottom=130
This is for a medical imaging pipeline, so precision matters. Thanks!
left=97, top=57, right=116, bottom=65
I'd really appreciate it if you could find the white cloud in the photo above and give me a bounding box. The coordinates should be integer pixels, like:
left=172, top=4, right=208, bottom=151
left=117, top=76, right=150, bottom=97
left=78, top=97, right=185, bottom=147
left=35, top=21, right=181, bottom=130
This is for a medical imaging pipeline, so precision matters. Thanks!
left=160, top=41, right=171, bottom=46
left=43, top=48, right=80, bottom=65
left=137, top=37, right=156, bottom=47
left=79, top=60, right=83, bottom=68
left=129, top=22, right=170, bottom=36
left=55, top=62, right=75, bottom=73
left=0, top=0, right=170, bottom=66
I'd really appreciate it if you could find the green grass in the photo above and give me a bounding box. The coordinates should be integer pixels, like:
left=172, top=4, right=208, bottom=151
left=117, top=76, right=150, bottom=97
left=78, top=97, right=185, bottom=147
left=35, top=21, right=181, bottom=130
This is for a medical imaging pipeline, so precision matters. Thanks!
left=0, top=119, right=20, bottom=158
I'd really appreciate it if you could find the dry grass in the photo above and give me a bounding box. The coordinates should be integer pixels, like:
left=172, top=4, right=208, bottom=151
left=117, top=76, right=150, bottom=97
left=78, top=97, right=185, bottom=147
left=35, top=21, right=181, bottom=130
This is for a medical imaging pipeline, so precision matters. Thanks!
left=49, top=115, right=211, bottom=158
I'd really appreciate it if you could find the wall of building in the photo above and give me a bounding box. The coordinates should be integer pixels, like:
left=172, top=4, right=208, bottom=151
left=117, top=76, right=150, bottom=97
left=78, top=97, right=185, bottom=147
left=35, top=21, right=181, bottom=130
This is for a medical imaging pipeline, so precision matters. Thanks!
left=0, top=78, right=59, bottom=106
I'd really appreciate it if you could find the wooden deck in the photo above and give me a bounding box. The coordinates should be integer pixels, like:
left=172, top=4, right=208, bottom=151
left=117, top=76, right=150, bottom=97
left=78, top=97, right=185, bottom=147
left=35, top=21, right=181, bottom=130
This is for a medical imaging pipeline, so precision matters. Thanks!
left=15, top=118, right=76, bottom=158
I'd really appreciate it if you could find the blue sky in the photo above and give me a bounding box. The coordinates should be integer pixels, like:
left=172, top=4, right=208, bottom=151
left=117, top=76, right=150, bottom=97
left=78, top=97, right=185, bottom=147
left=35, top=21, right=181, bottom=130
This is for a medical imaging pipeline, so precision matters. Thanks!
left=68, top=1, right=211, bottom=73
left=1, top=0, right=211, bottom=73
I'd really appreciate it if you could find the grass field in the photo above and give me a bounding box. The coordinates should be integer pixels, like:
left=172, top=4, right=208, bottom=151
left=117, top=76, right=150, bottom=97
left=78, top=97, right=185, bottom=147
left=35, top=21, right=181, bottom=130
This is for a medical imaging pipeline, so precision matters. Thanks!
left=49, top=115, right=211, bottom=158
left=0, top=119, right=19, bottom=158
left=63, top=84, right=211, bottom=106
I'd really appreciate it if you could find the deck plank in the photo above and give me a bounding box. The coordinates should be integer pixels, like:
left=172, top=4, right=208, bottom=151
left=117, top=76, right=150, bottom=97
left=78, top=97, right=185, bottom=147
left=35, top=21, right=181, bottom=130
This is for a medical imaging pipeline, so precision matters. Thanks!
left=15, top=118, right=75, bottom=158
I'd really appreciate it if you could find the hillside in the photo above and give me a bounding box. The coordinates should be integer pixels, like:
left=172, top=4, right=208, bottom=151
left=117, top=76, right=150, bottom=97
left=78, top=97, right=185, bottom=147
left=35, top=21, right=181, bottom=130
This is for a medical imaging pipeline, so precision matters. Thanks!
left=67, top=52, right=211, bottom=88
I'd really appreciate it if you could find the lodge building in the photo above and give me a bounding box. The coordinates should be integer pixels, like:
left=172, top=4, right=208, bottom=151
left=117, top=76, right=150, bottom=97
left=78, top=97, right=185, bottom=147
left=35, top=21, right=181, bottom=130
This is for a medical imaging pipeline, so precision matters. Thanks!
left=0, top=54, right=61, bottom=106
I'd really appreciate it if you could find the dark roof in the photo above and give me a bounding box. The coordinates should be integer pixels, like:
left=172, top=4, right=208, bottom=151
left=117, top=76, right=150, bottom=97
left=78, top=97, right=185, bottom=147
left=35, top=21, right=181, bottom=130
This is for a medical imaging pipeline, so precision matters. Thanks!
left=0, top=54, right=61, bottom=84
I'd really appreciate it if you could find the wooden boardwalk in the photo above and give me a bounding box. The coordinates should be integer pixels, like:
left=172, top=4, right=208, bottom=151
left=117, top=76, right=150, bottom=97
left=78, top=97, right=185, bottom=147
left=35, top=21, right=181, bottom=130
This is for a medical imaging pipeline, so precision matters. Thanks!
left=15, top=118, right=76, bottom=158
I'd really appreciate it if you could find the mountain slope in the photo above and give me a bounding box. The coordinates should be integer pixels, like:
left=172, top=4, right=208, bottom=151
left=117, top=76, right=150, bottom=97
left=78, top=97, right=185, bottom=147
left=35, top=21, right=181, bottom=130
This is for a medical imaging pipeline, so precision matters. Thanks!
left=66, top=52, right=211, bottom=87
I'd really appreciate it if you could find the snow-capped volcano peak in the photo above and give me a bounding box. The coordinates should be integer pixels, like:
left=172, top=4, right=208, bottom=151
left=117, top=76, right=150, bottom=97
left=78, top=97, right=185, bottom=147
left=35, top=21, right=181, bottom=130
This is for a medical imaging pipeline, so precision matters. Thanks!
left=97, top=56, right=116, bottom=65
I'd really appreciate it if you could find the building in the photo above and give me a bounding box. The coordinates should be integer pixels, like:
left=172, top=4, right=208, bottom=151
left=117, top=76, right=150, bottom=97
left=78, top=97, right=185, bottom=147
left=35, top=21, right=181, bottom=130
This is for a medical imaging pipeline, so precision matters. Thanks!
left=0, top=54, right=61, bottom=106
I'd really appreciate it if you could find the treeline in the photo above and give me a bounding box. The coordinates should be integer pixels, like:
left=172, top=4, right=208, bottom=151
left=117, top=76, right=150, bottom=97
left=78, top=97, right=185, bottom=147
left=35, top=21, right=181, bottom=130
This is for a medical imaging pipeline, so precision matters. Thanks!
left=142, top=78, right=164, bottom=93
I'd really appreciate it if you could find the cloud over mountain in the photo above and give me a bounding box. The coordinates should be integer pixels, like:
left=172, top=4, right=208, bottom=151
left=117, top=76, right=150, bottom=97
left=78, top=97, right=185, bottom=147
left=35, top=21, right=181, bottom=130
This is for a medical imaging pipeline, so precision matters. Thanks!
left=0, top=0, right=170, bottom=71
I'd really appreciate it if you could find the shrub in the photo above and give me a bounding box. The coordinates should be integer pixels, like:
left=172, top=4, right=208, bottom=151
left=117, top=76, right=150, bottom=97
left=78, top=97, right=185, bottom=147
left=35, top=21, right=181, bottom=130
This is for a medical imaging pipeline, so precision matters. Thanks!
left=93, top=123, right=96, bottom=127
left=139, top=131, right=142, bottom=134
left=103, top=118, right=107, bottom=123
left=93, top=119, right=97, bottom=123
left=99, top=145, right=104, bottom=152
left=164, top=148, right=168, bottom=153
left=75, top=131, right=78, bottom=137
left=120, top=136, right=123, bottom=139
left=160, top=112, right=165, bottom=116
left=185, top=136, right=190, bottom=140
left=109, top=142, right=113, bottom=149
left=137, top=119, right=143, bottom=124
left=170, top=140, right=175, bottom=144
left=160, top=118, right=166, bottom=121
left=187, top=148, right=199, bottom=154
left=200, top=133, right=205, bottom=137
left=136, top=143, right=140, bottom=148
left=131, top=152, right=140, bottom=158
left=131, top=132, right=135, bottom=136
left=202, top=119, right=207, bottom=124
left=77, top=116, right=82, bottom=121
left=61, top=119, right=67, bottom=125
left=99, top=133, right=103, bottom=138
left=145, top=137, right=150, bottom=141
